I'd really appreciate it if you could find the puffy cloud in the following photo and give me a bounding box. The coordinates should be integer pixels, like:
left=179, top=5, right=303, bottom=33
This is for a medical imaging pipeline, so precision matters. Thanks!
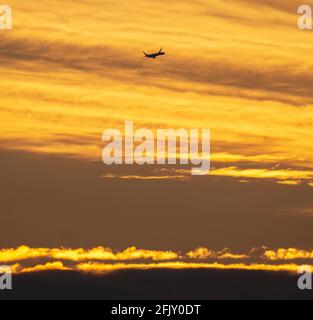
left=264, top=248, right=313, bottom=260
left=0, top=246, right=179, bottom=263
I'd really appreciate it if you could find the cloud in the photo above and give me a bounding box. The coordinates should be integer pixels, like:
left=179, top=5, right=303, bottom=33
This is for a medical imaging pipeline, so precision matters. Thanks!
left=101, top=174, right=189, bottom=180
left=186, top=247, right=248, bottom=260
left=238, top=0, right=304, bottom=13
left=153, top=166, right=313, bottom=187
left=209, top=167, right=313, bottom=184
left=5, top=261, right=309, bottom=275
left=19, top=262, right=70, bottom=273
left=0, top=246, right=179, bottom=263
left=264, top=248, right=313, bottom=260
left=1, top=33, right=313, bottom=103
left=1, top=245, right=313, bottom=275
left=75, top=262, right=304, bottom=274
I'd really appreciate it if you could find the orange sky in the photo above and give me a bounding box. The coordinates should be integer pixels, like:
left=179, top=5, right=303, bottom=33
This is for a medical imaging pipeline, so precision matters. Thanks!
left=1, top=0, right=313, bottom=184
left=0, top=0, right=313, bottom=269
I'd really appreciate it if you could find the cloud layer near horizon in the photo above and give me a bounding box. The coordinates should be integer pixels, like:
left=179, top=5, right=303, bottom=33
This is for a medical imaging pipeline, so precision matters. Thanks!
left=0, top=245, right=312, bottom=274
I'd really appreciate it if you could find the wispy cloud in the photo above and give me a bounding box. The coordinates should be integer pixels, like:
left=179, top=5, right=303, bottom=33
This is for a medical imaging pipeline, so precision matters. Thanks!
left=101, top=174, right=189, bottom=181
left=152, top=166, right=313, bottom=187
left=1, top=0, right=313, bottom=181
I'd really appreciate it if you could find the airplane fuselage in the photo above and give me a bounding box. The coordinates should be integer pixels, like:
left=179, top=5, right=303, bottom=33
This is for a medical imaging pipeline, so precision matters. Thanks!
left=144, top=49, right=165, bottom=59
left=149, top=52, right=165, bottom=59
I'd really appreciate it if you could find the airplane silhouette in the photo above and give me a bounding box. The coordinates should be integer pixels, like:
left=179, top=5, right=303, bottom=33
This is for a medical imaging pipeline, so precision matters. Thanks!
left=143, top=48, right=165, bottom=59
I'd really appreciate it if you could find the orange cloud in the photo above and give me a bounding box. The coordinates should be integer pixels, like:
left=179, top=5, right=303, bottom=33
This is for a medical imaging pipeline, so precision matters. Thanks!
left=0, top=246, right=179, bottom=263
left=20, top=262, right=70, bottom=274
left=101, top=174, right=189, bottom=181
left=187, top=247, right=248, bottom=260
left=209, top=167, right=313, bottom=183
left=5, top=261, right=308, bottom=275
left=264, top=248, right=313, bottom=260
left=3, top=246, right=313, bottom=265
left=1, top=246, right=313, bottom=275
left=75, top=262, right=304, bottom=274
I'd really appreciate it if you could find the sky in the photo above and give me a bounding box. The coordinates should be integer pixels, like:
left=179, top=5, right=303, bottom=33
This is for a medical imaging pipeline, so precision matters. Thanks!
left=0, top=0, right=313, bottom=277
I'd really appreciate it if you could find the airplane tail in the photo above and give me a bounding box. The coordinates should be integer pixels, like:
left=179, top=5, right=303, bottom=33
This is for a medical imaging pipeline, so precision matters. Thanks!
left=143, top=51, right=149, bottom=57
left=159, top=47, right=163, bottom=53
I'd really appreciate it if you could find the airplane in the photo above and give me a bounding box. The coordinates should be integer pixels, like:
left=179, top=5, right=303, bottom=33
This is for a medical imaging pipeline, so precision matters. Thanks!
left=143, top=48, right=165, bottom=59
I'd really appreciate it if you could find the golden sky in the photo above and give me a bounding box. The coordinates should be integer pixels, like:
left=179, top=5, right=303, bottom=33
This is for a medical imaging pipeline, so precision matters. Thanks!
left=0, top=0, right=313, bottom=273
left=1, top=0, right=313, bottom=183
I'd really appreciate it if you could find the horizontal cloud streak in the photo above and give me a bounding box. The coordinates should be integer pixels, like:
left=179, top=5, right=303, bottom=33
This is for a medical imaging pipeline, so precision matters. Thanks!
left=1, top=245, right=313, bottom=265
left=0, top=246, right=179, bottom=263
left=5, top=261, right=309, bottom=274
left=1, top=34, right=313, bottom=103
left=151, top=166, right=313, bottom=187
left=1, top=245, right=313, bottom=274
